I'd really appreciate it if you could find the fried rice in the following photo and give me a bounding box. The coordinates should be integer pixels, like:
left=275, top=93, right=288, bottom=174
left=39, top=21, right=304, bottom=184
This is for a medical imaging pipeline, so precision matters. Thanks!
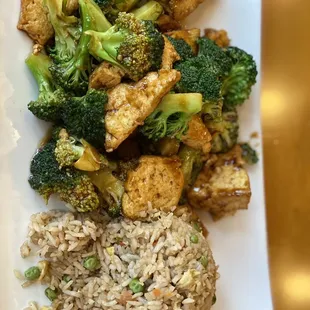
left=20, top=210, right=218, bottom=310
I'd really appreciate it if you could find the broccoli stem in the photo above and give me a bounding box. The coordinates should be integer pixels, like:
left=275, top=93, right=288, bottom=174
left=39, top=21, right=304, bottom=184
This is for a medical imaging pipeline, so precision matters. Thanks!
left=44, top=0, right=79, bottom=62
left=75, top=0, right=114, bottom=68
left=100, top=32, right=124, bottom=60
left=141, top=93, right=202, bottom=141
left=88, top=168, right=124, bottom=217
left=115, top=0, right=139, bottom=11
left=26, top=54, right=54, bottom=96
left=87, top=12, right=164, bottom=80
left=81, top=0, right=112, bottom=32
left=77, top=0, right=113, bottom=61
left=178, top=145, right=202, bottom=187
left=158, top=93, right=202, bottom=116
left=72, top=145, right=85, bottom=158
left=131, top=1, right=163, bottom=21
left=51, top=0, right=112, bottom=95
left=86, top=30, right=128, bottom=72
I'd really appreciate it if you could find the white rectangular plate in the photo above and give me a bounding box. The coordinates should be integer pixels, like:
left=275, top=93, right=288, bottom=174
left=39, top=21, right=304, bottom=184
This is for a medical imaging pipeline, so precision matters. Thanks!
left=0, top=0, right=272, bottom=309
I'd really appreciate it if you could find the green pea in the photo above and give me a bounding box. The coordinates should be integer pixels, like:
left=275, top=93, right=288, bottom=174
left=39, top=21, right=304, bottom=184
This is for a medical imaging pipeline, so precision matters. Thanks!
left=24, top=266, right=41, bottom=281
left=190, top=234, right=199, bottom=244
left=199, top=255, right=208, bottom=268
left=129, top=278, right=144, bottom=293
left=192, top=221, right=202, bottom=232
left=62, top=275, right=71, bottom=283
left=212, top=294, right=217, bottom=305
left=45, top=287, right=58, bottom=302
left=83, top=255, right=101, bottom=271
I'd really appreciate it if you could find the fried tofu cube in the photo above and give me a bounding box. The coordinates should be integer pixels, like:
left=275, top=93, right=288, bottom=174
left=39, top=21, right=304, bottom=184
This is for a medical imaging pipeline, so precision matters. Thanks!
left=204, top=28, right=231, bottom=48
left=89, top=62, right=125, bottom=89
left=105, top=69, right=181, bottom=152
left=122, top=156, right=184, bottom=219
left=187, top=146, right=251, bottom=220
left=168, top=0, right=205, bottom=21
left=161, top=36, right=181, bottom=70
left=204, top=165, right=251, bottom=220
left=165, top=28, right=201, bottom=54
left=156, top=14, right=181, bottom=32
left=17, top=0, right=54, bottom=45
left=182, top=115, right=212, bottom=155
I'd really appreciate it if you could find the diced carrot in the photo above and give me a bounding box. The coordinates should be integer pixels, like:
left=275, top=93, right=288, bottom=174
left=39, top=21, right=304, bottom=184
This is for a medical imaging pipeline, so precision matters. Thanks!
left=153, top=288, right=161, bottom=297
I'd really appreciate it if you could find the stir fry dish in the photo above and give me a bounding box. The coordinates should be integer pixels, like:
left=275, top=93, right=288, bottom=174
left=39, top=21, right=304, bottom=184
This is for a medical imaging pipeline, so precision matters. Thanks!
left=16, top=0, right=259, bottom=309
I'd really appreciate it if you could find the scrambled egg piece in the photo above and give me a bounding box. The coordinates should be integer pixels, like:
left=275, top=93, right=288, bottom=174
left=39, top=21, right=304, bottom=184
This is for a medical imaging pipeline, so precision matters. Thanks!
left=105, top=69, right=181, bottom=152
left=168, top=0, right=205, bottom=21
left=89, top=62, right=125, bottom=89
left=122, top=156, right=184, bottom=219
left=17, top=0, right=54, bottom=45
left=161, top=36, right=181, bottom=70
left=204, top=28, right=231, bottom=48
left=178, top=269, right=200, bottom=289
left=187, top=145, right=251, bottom=220
left=166, top=28, right=201, bottom=54
left=182, top=115, right=212, bottom=155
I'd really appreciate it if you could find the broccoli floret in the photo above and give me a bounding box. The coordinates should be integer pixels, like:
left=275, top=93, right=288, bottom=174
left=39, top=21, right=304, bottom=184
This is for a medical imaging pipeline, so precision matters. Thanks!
left=58, top=174, right=100, bottom=212
left=206, top=108, right=239, bottom=153
left=86, top=12, right=164, bottom=81
left=26, top=53, right=66, bottom=122
left=29, top=139, right=100, bottom=212
left=50, top=0, right=112, bottom=96
left=141, top=93, right=202, bottom=141
left=197, top=37, right=232, bottom=76
left=201, top=99, right=223, bottom=122
left=173, top=39, right=235, bottom=124
left=240, top=143, right=259, bottom=165
left=61, top=89, right=108, bottom=148
left=29, top=141, right=67, bottom=200
left=44, top=0, right=81, bottom=63
left=221, top=46, right=258, bottom=107
left=174, top=56, right=222, bottom=102
left=174, top=42, right=227, bottom=124
left=167, top=36, right=194, bottom=62
left=54, top=128, right=104, bottom=170
left=174, top=38, right=234, bottom=121
left=178, top=145, right=203, bottom=188
left=131, top=1, right=164, bottom=21
left=54, top=128, right=85, bottom=168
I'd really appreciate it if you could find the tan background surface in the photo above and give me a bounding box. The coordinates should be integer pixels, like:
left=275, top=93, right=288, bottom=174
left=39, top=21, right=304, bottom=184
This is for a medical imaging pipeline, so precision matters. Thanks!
left=262, top=1, right=310, bottom=309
